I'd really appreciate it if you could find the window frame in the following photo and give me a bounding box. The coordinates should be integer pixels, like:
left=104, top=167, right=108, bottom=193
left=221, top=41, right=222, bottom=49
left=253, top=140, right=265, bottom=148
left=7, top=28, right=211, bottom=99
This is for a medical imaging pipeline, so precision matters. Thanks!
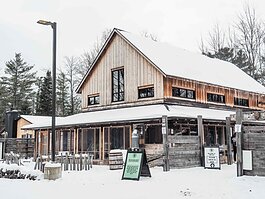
left=138, top=86, right=154, bottom=99
left=112, top=68, right=124, bottom=102
left=172, top=87, right=196, bottom=99
left=88, top=95, right=100, bottom=106
left=234, top=97, right=249, bottom=107
left=207, top=93, right=226, bottom=104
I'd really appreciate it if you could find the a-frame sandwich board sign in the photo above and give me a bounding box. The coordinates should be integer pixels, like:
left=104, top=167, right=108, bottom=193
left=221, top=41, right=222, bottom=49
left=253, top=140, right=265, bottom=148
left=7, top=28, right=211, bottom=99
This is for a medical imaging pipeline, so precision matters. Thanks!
left=122, top=148, right=151, bottom=181
left=204, top=146, right=221, bottom=170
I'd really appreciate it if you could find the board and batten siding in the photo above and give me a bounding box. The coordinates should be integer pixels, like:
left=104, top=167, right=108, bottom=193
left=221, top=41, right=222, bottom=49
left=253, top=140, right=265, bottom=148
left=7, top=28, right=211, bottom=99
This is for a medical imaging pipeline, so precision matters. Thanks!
left=164, top=76, right=265, bottom=110
left=80, top=34, right=164, bottom=110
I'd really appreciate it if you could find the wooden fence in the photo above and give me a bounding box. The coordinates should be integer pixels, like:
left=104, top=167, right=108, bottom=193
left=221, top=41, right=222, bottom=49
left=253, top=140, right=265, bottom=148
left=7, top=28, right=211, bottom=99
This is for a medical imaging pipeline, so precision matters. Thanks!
left=243, top=131, right=265, bottom=176
left=168, top=135, right=201, bottom=168
left=0, top=138, right=34, bottom=158
left=34, top=153, right=93, bottom=172
left=144, top=135, right=201, bottom=168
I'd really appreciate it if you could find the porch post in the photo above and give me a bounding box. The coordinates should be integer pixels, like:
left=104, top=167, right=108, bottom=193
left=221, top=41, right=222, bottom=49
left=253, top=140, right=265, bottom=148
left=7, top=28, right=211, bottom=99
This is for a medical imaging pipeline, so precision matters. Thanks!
left=226, top=117, right=232, bottom=165
left=162, top=115, right=170, bottom=172
left=236, top=109, right=243, bottom=176
left=197, top=115, right=204, bottom=166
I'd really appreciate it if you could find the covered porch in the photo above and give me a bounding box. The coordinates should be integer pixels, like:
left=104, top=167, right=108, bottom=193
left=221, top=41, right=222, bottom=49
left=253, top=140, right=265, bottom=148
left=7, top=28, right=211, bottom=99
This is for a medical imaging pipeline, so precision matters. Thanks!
left=24, top=104, right=235, bottom=165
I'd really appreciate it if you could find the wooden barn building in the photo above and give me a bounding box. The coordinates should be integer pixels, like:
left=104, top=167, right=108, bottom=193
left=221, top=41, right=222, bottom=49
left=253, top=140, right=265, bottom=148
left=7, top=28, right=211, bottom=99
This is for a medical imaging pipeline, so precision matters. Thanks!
left=24, top=28, right=265, bottom=167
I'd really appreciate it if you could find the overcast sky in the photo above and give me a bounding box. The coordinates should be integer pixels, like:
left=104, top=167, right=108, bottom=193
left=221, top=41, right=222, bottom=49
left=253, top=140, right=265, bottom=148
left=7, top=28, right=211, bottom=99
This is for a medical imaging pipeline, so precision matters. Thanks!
left=1, top=0, right=265, bottom=76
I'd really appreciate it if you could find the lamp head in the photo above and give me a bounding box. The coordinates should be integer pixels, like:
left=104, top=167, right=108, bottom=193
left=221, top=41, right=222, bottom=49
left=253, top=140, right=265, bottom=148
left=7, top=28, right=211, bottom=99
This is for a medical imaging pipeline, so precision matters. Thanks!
left=37, top=20, right=52, bottom=26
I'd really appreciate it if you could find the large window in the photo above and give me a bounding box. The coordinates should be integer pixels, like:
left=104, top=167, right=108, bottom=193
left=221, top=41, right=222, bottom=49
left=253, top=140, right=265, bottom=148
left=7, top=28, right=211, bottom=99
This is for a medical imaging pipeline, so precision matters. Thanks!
left=138, top=87, right=154, bottom=98
left=112, top=68, right=124, bottom=102
left=207, top=93, right=225, bottom=103
left=234, top=97, right=249, bottom=107
left=88, top=95, right=100, bottom=106
left=78, top=128, right=100, bottom=159
left=172, top=87, right=195, bottom=99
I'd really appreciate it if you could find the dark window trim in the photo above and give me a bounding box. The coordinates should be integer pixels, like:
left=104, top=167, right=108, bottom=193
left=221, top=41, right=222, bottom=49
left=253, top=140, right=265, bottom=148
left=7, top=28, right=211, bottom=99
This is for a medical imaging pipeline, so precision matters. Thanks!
left=88, top=95, right=100, bottom=106
left=234, top=97, right=249, bottom=107
left=112, top=68, right=124, bottom=102
left=172, top=87, right=196, bottom=99
left=138, top=86, right=154, bottom=99
left=207, top=93, right=225, bottom=104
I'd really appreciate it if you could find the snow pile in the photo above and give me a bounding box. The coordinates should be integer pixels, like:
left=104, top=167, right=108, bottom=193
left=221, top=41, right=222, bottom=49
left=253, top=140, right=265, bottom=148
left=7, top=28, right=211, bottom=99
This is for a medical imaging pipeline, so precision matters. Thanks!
left=0, top=160, right=43, bottom=180
left=0, top=163, right=265, bottom=199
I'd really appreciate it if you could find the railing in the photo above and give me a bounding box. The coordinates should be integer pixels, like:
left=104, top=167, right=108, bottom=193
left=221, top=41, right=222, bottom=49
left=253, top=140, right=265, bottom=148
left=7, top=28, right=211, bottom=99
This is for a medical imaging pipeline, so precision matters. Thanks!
left=34, top=153, right=94, bottom=172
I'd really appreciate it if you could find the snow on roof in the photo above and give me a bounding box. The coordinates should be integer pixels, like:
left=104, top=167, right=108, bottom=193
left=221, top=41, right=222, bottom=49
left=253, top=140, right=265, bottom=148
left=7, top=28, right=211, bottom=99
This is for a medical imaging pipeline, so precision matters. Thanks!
left=20, top=115, right=64, bottom=128
left=20, top=115, right=52, bottom=124
left=22, top=104, right=235, bottom=129
left=118, top=30, right=265, bottom=94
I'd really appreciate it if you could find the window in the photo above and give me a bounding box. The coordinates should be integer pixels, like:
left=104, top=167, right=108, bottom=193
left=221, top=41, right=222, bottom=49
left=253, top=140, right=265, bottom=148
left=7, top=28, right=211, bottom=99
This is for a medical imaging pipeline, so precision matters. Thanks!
left=112, top=68, right=124, bottom=102
left=138, top=87, right=154, bottom=98
left=234, top=97, right=249, bottom=107
left=88, top=95, right=100, bottom=106
left=207, top=93, right=225, bottom=103
left=172, top=87, right=195, bottom=99
left=145, top=125, right=162, bottom=144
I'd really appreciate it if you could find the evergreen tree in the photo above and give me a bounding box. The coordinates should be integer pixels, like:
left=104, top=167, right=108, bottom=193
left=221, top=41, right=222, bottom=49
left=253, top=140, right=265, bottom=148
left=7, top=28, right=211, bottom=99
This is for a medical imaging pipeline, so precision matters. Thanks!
left=36, top=70, right=52, bottom=116
left=203, top=47, right=249, bottom=74
left=200, top=5, right=265, bottom=84
left=57, top=71, right=71, bottom=116
left=1, top=53, right=36, bottom=114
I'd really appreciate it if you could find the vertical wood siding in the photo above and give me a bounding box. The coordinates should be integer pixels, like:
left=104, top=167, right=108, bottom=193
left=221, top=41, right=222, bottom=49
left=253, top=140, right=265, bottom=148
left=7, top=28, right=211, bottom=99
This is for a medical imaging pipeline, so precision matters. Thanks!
left=164, top=77, right=265, bottom=110
left=80, top=34, right=164, bottom=109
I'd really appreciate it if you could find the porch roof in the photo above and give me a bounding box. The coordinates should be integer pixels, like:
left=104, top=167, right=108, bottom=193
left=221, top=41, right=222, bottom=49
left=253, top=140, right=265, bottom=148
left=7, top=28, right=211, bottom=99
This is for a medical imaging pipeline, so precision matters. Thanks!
left=22, top=104, right=235, bottom=130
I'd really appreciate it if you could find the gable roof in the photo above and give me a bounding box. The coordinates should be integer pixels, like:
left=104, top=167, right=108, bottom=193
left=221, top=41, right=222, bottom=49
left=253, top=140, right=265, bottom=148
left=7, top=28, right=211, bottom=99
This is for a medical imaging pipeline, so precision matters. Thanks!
left=77, top=28, right=265, bottom=94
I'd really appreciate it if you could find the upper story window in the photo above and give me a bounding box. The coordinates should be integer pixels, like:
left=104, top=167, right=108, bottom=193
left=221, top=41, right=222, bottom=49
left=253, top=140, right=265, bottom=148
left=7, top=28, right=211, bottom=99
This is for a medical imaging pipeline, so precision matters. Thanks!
left=234, top=97, right=249, bottom=107
left=172, top=87, right=195, bottom=99
left=112, top=68, right=124, bottom=102
left=88, top=95, right=100, bottom=106
left=138, top=86, right=154, bottom=99
left=207, top=93, right=225, bottom=103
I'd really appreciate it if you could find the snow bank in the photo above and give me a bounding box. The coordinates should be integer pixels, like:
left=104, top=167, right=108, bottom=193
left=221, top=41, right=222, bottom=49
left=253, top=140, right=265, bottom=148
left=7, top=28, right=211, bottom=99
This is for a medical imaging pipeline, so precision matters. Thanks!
left=0, top=162, right=265, bottom=199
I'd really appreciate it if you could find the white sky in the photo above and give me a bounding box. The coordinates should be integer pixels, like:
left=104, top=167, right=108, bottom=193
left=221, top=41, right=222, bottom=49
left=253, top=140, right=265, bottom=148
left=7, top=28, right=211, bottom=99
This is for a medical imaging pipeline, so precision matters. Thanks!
left=0, top=0, right=265, bottom=76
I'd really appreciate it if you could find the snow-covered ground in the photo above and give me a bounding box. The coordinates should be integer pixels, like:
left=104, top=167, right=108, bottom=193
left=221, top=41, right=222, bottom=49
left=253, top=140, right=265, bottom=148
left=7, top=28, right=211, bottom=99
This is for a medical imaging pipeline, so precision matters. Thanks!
left=0, top=162, right=265, bottom=199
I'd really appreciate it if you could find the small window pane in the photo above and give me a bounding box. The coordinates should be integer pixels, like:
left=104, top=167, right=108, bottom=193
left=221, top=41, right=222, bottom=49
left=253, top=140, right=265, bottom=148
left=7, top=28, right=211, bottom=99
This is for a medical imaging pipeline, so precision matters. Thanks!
left=187, top=90, right=194, bottom=99
left=179, top=89, right=186, bottom=98
left=95, top=96, right=100, bottom=104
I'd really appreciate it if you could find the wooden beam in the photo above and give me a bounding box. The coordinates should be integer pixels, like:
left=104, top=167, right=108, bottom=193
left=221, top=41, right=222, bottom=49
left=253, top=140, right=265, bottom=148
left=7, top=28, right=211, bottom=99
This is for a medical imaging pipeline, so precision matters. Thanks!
left=226, top=117, right=232, bottom=165
left=236, top=109, right=243, bottom=176
left=197, top=115, right=204, bottom=166
left=162, top=115, right=170, bottom=171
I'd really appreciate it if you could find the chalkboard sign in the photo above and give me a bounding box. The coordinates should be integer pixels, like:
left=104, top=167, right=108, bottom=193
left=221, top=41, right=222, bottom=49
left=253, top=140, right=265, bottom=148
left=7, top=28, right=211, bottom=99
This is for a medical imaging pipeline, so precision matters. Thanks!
left=122, top=148, right=151, bottom=180
left=204, top=146, right=220, bottom=169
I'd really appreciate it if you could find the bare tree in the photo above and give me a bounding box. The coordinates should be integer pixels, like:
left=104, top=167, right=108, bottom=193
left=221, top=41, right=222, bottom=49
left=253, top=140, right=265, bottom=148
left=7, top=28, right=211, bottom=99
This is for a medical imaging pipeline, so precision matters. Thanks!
left=76, top=29, right=112, bottom=82
left=200, top=4, right=265, bottom=84
left=141, top=31, right=158, bottom=41
left=234, top=4, right=265, bottom=81
left=64, top=56, right=79, bottom=114
left=199, top=23, right=226, bottom=54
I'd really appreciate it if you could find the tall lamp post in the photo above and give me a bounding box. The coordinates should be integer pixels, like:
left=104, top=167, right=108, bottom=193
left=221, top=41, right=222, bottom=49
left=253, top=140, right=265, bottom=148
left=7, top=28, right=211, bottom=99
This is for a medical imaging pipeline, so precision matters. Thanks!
left=37, top=20, right=56, bottom=162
